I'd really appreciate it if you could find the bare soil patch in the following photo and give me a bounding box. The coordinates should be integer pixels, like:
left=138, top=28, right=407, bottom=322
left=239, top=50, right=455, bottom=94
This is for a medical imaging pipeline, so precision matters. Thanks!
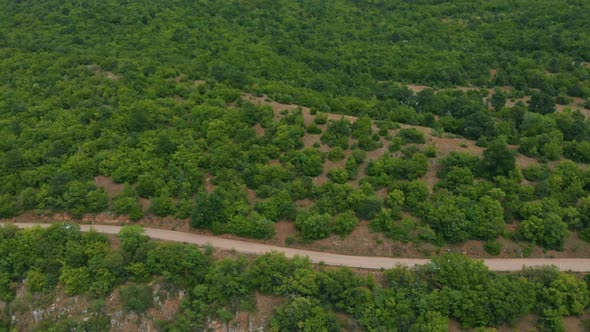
left=274, top=221, right=297, bottom=244
left=306, top=221, right=428, bottom=258
left=563, top=312, right=590, bottom=332
left=253, top=123, right=265, bottom=137
left=302, top=133, right=321, bottom=148
left=137, top=215, right=190, bottom=232
left=94, top=176, right=125, bottom=201
left=489, top=68, right=497, bottom=80
left=243, top=93, right=357, bottom=125
left=204, top=174, right=217, bottom=193
left=421, top=159, right=441, bottom=191
left=243, top=94, right=309, bottom=120
left=421, top=132, right=538, bottom=168
left=87, top=64, right=120, bottom=81
left=506, top=95, right=531, bottom=108
left=247, top=293, right=284, bottom=331
left=405, top=84, right=431, bottom=94
left=556, top=97, right=590, bottom=118
left=138, top=197, right=151, bottom=212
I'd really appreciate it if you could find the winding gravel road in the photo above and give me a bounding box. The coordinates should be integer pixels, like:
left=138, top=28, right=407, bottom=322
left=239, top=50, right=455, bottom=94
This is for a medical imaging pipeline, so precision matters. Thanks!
left=6, top=223, right=590, bottom=272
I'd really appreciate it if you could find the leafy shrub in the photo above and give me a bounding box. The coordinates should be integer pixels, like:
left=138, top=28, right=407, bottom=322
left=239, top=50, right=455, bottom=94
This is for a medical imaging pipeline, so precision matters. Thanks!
left=328, top=168, right=349, bottom=184
left=150, top=194, right=177, bottom=217
left=307, top=124, right=322, bottom=134
left=398, top=128, right=426, bottom=144
left=332, top=211, right=358, bottom=237
left=484, top=241, right=502, bottom=256
left=0, top=195, right=16, bottom=218
left=296, top=212, right=332, bottom=241
left=424, top=145, right=437, bottom=158
left=314, top=113, right=328, bottom=125
left=327, top=147, right=345, bottom=161
left=351, top=149, right=367, bottom=163
left=120, top=283, right=154, bottom=313
left=522, top=165, right=547, bottom=182
left=283, top=148, right=324, bottom=176
left=388, top=137, right=404, bottom=152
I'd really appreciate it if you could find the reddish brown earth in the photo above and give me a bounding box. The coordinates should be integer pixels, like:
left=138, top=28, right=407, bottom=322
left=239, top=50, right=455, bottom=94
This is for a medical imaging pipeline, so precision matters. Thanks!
left=94, top=175, right=125, bottom=201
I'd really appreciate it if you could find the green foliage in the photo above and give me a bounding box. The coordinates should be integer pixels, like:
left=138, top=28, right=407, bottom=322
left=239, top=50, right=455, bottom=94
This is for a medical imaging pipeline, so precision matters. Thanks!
left=327, top=147, right=345, bottom=161
left=484, top=241, right=502, bottom=256
left=462, top=112, right=497, bottom=140
left=136, top=174, right=165, bottom=198
left=0, top=195, right=16, bottom=218
left=350, top=149, right=367, bottom=164
left=225, top=213, right=275, bottom=239
left=438, top=152, right=480, bottom=178
left=306, top=123, right=322, bottom=134
left=271, top=297, right=339, bottom=332
left=256, top=190, right=296, bottom=221
left=60, top=181, right=108, bottom=218
left=386, top=189, right=405, bottom=208
left=118, top=226, right=152, bottom=264
left=344, top=157, right=359, bottom=180
left=367, top=153, right=428, bottom=185
left=150, top=193, right=177, bottom=217
left=539, top=273, right=589, bottom=316
left=190, top=185, right=251, bottom=231
left=321, top=118, right=352, bottom=149
left=396, top=180, right=429, bottom=213
left=436, top=166, right=474, bottom=193
left=60, top=267, right=91, bottom=296
left=398, top=128, right=426, bottom=144
left=388, top=137, right=404, bottom=152
left=518, top=214, right=569, bottom=250
left=426, top=192, right=504, bottom=243
left=120, top=283, right=153, bottom=313
left=205, top=258, right=251, bottom=311
left=146, top=243, right=210, bottom=289
left=424, top=144, right=437, bottom=158
left=283, top=148, right=324, bottom=176
left=332, top=211, right=358, bottom=237
left=112, top=184, right=144, bottom=221
left=0, top=3, right=589, bottom=324
left=519, top=130, right=563, bottom=161
left=327, top=168, right=349, bottom=184
left=410, top=311, right=448, bottom=332
left=490, top=89, right=507, bottom=111
left=481, top=140, right=516, bottom=178
left=249, top=253, right=295, bottom=295
left=522, top=165, right=548, bottom=182
left=1, top=225, right=590, bottom=330
left=564, top=141, right=590, bottom=163
left=351, top=193, right=383, bottom=220
left=296, top=211, right=332, bottom=241
left=529, top=93, right=556, bottom=114
left=0, top=0, right=586, bottom=252
left=314, top=113, right=328, bottom=125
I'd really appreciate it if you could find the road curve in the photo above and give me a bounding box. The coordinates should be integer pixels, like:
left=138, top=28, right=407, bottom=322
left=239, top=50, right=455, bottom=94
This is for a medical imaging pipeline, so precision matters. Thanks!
left=5, top=223, right=590, bottom=272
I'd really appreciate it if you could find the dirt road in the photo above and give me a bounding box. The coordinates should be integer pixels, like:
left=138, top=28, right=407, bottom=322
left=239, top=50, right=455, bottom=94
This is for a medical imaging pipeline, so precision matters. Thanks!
left=6, top=223, right=590, bottom=272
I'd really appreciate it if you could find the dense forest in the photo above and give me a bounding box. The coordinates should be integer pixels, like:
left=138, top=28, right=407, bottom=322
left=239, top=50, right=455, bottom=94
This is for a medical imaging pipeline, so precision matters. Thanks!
left=0, top=0, right=589, bottom=250
left=0, top=223, right=589, bottom=331
left=1, top=0, right=590, bottom=330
